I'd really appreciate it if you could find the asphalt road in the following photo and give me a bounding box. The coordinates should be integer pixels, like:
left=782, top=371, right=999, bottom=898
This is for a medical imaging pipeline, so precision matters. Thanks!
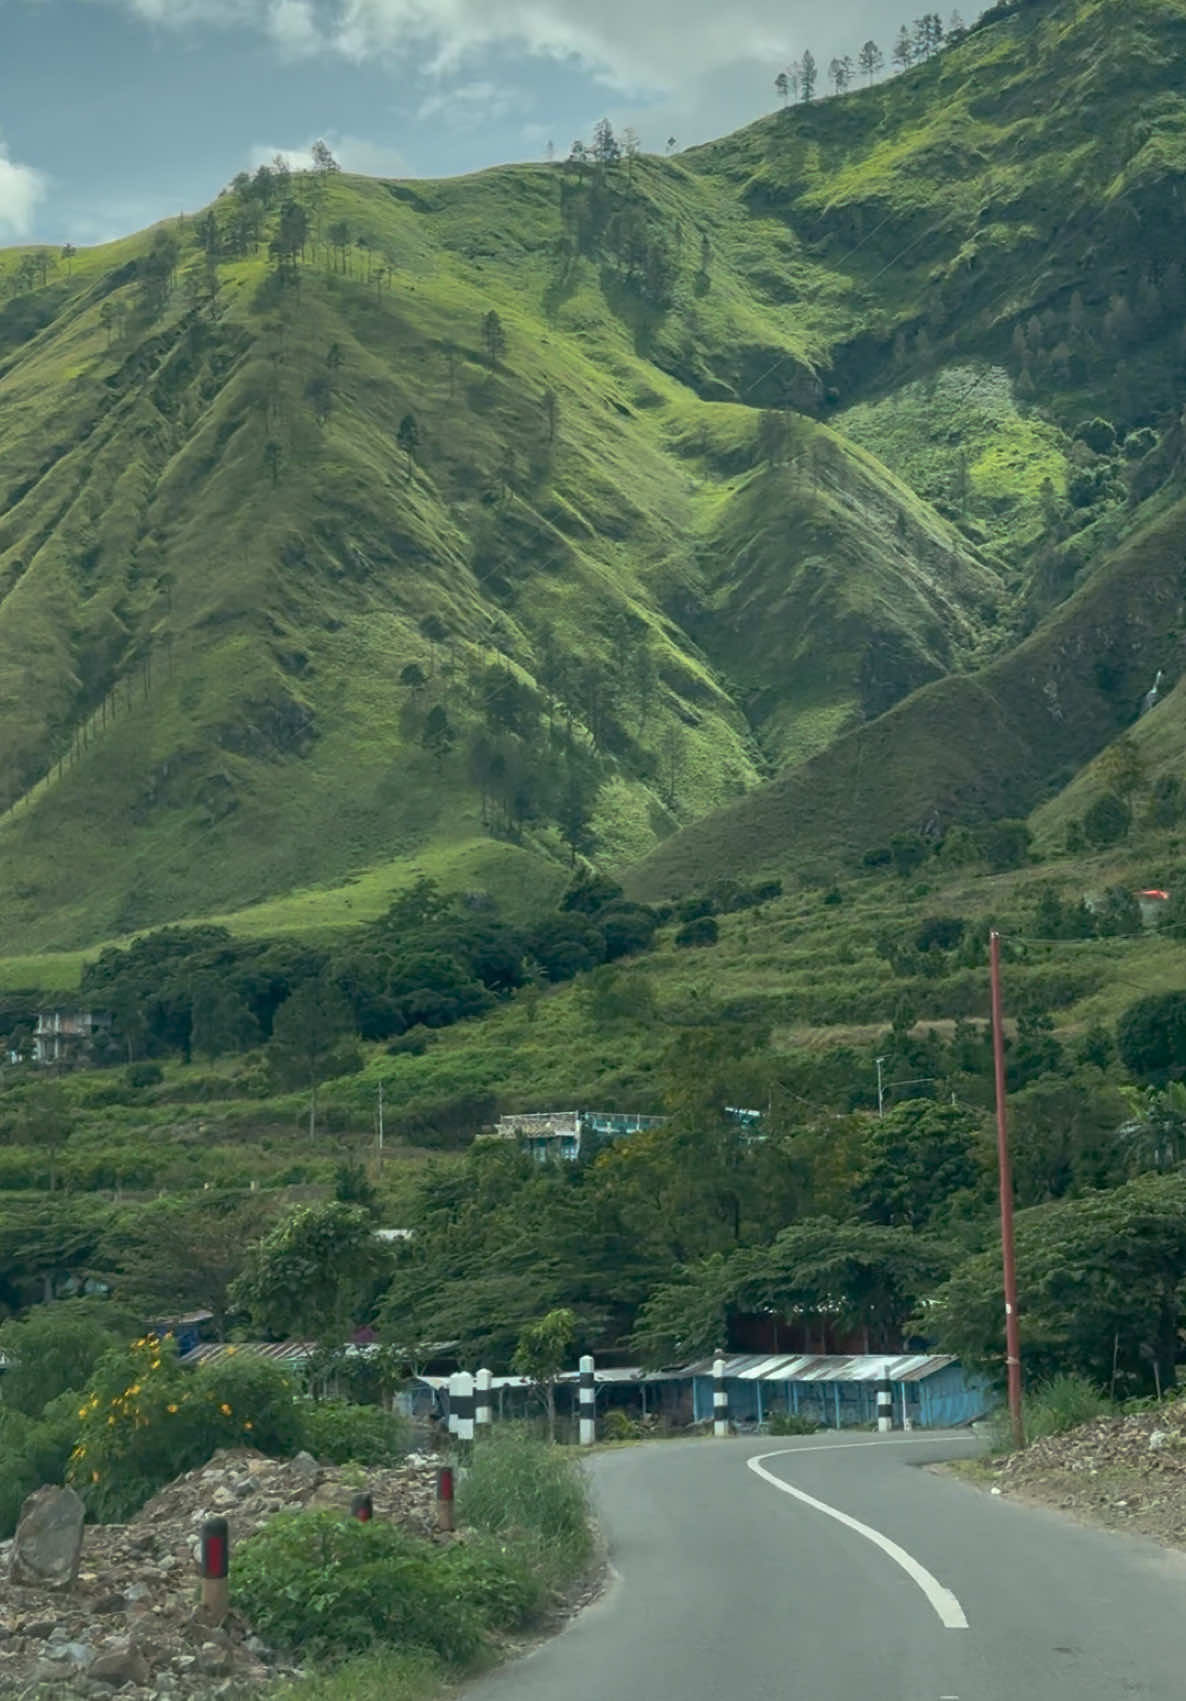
left=466, top=1432, right=1186, bottom=1700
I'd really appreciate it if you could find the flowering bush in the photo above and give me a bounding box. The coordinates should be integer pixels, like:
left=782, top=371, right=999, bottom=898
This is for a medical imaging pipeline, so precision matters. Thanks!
left=67, top=1337, right=301, bottom=1521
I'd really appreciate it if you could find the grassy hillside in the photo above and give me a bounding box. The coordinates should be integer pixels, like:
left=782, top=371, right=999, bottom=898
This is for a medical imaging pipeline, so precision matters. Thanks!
left=3, top=0, right=1186, bottom=949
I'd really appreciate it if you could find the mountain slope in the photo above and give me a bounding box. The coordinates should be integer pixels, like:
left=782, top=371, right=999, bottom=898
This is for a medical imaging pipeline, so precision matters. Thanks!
left=4, top=0, right=1186, bottom=947
left=632, top=485, right=1186, bottom=895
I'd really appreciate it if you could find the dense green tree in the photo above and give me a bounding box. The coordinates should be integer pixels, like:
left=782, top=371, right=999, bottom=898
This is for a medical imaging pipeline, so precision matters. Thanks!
left=855, top=1099, right=991, bottom=1231
left=269, top=977, right=353, bottom=1138
left=928, top=1173, right=1186, bottom=1394
left=230, top=1202, right=391, bottom=1342
left=512, top=1307, right=577, bottom=1439
left=974, top=818, right=1031, bottom=872
left=0, top=1301, right=134, bottom=1417
left=756, top=409, right=790, bottom=469
left=191, top=977, right=259, bottom=1060
left=1117, top=989, right=1186, bottom=1081
left=104, top=1193, right=268, bottom=1339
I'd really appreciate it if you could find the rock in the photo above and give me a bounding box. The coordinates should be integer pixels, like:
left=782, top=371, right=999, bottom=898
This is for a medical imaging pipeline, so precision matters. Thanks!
left=1149, top=1430, right=1170, bottom=1451
left=45, top=1640, right=93, bottom=1664
left=9, top=1485, right=87, bottom=1590
left=93, top=1595, right=127, bottom=1616
left=288, top=1451, right=320, bottom=1486
left=195, top=1642, right=231, bottom=1675
left=89, top=1642, right=151, bottom=1687
left=124, top=1584, right=150, bottom=1603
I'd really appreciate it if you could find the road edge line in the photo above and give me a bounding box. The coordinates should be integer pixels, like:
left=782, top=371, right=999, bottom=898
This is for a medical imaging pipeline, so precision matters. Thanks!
left=746, top=1448, right=970, bottom=1630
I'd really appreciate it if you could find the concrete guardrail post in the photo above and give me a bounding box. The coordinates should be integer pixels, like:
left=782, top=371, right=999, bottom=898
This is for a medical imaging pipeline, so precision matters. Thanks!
left=475, top=1366, right=492, bottom=1430
left=713, top=1354, right=729, bottom=1437
left=878, top=1379, right=894, bottom=1434
left=579, top=1354, right=596, bottom=1445
left=200, top=1517, right=229, bottom=1624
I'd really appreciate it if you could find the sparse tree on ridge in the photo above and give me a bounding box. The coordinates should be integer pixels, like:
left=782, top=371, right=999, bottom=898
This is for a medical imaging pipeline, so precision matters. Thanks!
left=667, top=136, right=678, bottom=153
left=829, top=55, right=854, bottom=93
left=61, top=242, right=76, bottom=277
left=311, top=138, right=340, bottom=175
left=948, top=9, right=966, bottom=38
left=858, top=40, right=885, bottom=82
left=592, top=117, right=621, bottom=168
left=799, top=49, right=818, bottom=102
left=775, top=70, right=790, bottom=105
left=892, top=26, right=914, bottom=71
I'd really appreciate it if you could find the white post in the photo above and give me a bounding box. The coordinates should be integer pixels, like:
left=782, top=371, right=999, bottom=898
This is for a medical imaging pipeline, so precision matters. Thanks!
left=579, top=1354, right=596, bottom=1446
left=475, top=1367, right=492, bottom=1429
left=447, top=1371, right=461, bottom=1437
left=454, top=1371, right=475, bottom=1443
left=713, top=1354, right=730, bottom=1437
left=877, top=1377, right=893, bottom=1434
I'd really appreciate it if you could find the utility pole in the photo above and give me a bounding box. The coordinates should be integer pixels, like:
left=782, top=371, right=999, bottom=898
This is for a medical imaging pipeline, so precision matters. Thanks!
left=989, top=930, right=1024, bottom=1449
left=875, top=1056, right=886, bottom=1118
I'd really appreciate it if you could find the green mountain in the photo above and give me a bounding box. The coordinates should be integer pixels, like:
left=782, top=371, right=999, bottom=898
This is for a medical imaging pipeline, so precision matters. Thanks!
left=3, top=0, right=1186, bottom=949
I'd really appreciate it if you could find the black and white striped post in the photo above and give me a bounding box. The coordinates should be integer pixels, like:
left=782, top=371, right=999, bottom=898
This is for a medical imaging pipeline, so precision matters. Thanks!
left=452, top=1371, right=475, bottom=1444
left=578, top=1354, right=596, bottom=1446
left=713, top=1353, right=729, bottom=1437
left=475, top=1367, right=492, bottom=1431
left=877, top=1378, right=894, bottom=1434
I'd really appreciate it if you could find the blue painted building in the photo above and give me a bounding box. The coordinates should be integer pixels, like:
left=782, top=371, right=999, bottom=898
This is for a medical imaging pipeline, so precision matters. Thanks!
left=688, top=1353, right=992, bottom=1430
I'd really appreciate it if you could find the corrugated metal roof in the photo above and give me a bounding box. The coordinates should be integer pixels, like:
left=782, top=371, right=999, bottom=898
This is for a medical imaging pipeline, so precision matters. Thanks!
left=181, top=1342, right=318, bottom=1365
left=684, top=1353, right=958, bottom=1384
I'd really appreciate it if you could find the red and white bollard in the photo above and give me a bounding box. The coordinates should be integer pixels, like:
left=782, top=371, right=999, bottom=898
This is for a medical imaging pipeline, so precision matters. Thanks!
left=200, top=1517, right=229, bottom=1624
left=350, top=1492, right=373, bottom=1522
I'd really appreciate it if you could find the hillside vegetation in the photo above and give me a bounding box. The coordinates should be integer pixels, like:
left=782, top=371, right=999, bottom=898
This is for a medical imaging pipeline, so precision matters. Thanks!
left=4, top=0, right=1186, bottom=947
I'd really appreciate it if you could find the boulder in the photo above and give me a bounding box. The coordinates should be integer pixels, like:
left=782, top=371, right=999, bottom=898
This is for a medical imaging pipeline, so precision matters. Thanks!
left=89, top=1641, right=151, bottom=1688
left=9, top=1485, right=86, bottom=1590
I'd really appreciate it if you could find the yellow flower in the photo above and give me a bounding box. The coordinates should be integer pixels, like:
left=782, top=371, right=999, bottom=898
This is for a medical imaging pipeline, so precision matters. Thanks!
left=128, top=1384, right=141, bottom=1396
left=167, top=1403, right=179, bottom=1414
left=75, top=1447, right=86, bottom=1460
left=219, top=1403, right=232, bottom=1417
left=107, top=1416, right=116, bottom=1427
left=243, top=1421, right=253, bottom=1432
left=78, top=1406, right=88, bottom=1419
left=225, top=1346, right=237, bottom=1356
left=150, top=1360, right=161, bottom=1371
left=91, top=1471, right=100, bottom=1484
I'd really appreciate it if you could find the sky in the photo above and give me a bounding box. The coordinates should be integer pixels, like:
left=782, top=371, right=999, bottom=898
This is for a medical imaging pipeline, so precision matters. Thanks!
left=1, top=0, right=923, bottom=246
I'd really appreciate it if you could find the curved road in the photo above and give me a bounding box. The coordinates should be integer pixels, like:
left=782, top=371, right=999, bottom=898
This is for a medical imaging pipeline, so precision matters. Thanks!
left=468, top=1433, right=1186, bottom=1700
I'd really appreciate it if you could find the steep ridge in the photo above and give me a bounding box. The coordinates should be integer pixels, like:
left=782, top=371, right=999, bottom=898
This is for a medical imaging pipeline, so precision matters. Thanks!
left=632, top=490, right=1186, bottom=894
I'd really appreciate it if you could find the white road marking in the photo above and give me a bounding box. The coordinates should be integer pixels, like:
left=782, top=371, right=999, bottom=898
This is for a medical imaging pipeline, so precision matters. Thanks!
left=747, top=1447, right=970, bottom=1630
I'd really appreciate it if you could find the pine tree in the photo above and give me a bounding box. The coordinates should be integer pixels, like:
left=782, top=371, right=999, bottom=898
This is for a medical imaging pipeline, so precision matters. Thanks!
left=892, top=26, right=915, bottom=70
left=799, top=49, right=818, bottom=102
left=858, top=40, right=885, bottom=82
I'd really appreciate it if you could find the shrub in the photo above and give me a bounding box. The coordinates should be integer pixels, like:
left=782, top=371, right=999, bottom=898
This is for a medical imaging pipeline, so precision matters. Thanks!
left=68, top=1338, right=302, bottom=1521
left=299, top=1402, right=412, bottom=1467
left=234, top=1511, right=484, bottom=1663
left=889, top=834, right=928, bottom=876
left=991, top=1374, right=1111, bottom=1454
left=436, top=1531, right=547, bottom=1630
left=767, top=1412, right=819, bottom=1436
left=1117, top=989, right=1186, bottom=1079
left=675, top=917, right=719, bottom=948
left=600, top=1409, right=640, bottom=1441
left=1073, top=417, right=1116, bottom=455
left=676, top=894, right=717, bottom=923
left=125, top=1061, right=164, bottom=1089
left=1083, top=791, right=1131, bottom=847
left=1125, top=426, right=1158, bottom=461
left=457, top=1428, right=592, bottom=1584
left=914, top=915, right=966, bottom=953
left=975, top=818, right=1032, bottom=872
left=861, top=847, right=893, bottom=869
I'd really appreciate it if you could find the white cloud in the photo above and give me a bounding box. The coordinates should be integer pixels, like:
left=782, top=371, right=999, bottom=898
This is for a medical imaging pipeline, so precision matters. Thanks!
left=416, top=80, right=520, bottom=125
left=249, top=134, right=410, bottom=177
left=267, top=0, right=321, bottom=54
left=92, top=0, right=933, bottom=94
left=327, top=0, right=900, bottom=90
left=0, top=144, right=47, bottom=240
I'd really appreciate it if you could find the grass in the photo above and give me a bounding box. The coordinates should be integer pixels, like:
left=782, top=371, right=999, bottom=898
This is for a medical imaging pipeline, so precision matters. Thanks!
left=988, top=1373, right=1114, bottom=1454
left=267, top=1650, right=447, bottom=1701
